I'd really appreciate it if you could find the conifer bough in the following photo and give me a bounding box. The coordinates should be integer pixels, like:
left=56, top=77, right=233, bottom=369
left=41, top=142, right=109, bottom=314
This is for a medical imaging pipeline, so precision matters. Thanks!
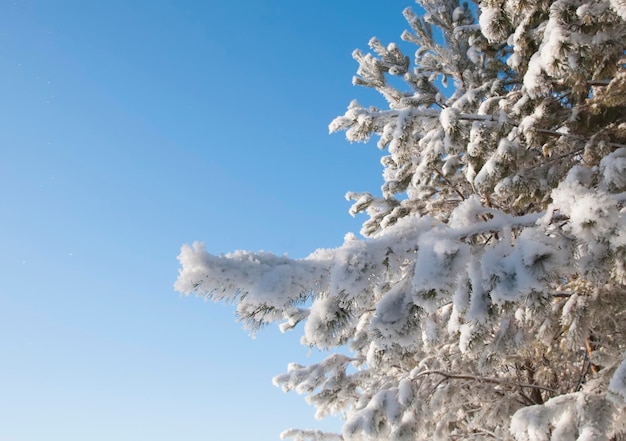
left=176, top=0, right=626, bottom=439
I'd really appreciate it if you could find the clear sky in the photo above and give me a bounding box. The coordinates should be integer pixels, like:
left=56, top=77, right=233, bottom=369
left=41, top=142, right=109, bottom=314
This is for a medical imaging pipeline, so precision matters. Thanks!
left=0, top=1, right=411, bottom=440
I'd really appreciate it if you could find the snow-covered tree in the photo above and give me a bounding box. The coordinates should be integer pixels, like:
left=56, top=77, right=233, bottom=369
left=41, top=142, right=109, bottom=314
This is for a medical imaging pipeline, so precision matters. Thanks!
left=176, top=0, right=626, bottom=439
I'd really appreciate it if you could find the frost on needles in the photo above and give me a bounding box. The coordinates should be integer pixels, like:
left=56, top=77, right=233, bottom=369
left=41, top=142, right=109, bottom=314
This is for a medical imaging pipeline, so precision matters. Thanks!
left=175, top=0, right=626, bottom=439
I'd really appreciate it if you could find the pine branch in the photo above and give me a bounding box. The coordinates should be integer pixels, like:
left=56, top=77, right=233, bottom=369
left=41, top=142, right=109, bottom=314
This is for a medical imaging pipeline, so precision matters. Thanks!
left=535, top=128, right=626, bottom=149
left=431, top=166, right=467, bottom=201
left=411, top=370, right=557, bottom=393
left=552, top=292, right=575, bottom=298
left=452, top=211, right=543, bottom=241
left=612, top=192, right=626, bottom=202
left=575, top=350, right=592, bottom=392
left=584, top=338, right=599, bottom=375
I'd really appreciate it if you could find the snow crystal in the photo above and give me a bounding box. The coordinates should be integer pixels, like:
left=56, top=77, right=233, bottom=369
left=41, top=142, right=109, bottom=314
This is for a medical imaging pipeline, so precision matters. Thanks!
left=452, top=6, right=464, bottom=22
left=610, top=0, right=626, bottom=20
left=601, top=148, right=626, bottom=191
left=439, top=107, right=459, bottom=132
left=551, top=178, right=619, bottom=242
left=510, top=394, right=576, bottom=441
left=523, top=53, right=549, bottom=99
left=413, top=235, right=467, bottom=310
left=467, top=46, right=481, bottom=64
left=609, top=355, right=626, bottom=404
left=479, top=6, right=507, bottom=43
left=507, top=52, right=522, bottom=70
left=280, top=429, right=342, bottom=441
left=373, top=282, right=412, bottom=326
left=303, top=297, right=346, bottom=349
left=448, top=196, right=486, bottom=229
left=397, top=378, right=413, bottom=406
left=421, top=316, right=438, bottom=345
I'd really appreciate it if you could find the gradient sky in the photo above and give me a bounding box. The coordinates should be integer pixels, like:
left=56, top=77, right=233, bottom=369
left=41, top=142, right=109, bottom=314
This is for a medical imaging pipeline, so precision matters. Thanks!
left=0, top=1, right=413, bottom=439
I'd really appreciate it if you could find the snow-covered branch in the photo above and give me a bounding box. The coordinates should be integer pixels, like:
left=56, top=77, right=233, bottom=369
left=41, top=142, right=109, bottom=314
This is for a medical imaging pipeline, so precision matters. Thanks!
left=176, top=0, right=626, bottom=439
left=410, top=369, right=558, bottom=394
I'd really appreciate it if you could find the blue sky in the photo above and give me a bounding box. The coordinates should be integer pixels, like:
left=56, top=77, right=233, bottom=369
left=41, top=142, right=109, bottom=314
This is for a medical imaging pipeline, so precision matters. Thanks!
left=0, top=1, right=412, bottom=439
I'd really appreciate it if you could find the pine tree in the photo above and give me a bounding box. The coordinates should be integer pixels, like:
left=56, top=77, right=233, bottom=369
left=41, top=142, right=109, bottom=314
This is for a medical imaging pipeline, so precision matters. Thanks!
left=176, top=0, right=626, bottom=439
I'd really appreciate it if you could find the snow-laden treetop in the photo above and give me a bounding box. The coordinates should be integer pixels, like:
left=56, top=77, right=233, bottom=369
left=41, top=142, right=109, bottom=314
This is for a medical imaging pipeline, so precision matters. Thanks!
left=176, top=0, right=626, bottom=439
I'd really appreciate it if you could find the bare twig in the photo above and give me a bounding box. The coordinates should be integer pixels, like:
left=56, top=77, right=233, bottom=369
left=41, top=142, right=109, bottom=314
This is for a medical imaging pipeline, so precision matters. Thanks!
left=535, top=128, right=626, bottom=149
left=453, top=212, right=543, bottom=241
left=552, top=292, right=575, bottom=298
left=411, top=369, right=557, bottom=393
left=432, top=167, right=467, bottom=201
left=585, top=338, right=599, bottom=375
left=517, top=391, right=537, bottom=406
left=575, top=350, right=592, bottom=392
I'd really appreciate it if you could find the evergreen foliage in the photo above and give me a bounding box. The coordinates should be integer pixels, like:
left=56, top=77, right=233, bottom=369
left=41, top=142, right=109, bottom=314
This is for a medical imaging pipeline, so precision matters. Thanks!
left=176, top=0, right=626, bottom=439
